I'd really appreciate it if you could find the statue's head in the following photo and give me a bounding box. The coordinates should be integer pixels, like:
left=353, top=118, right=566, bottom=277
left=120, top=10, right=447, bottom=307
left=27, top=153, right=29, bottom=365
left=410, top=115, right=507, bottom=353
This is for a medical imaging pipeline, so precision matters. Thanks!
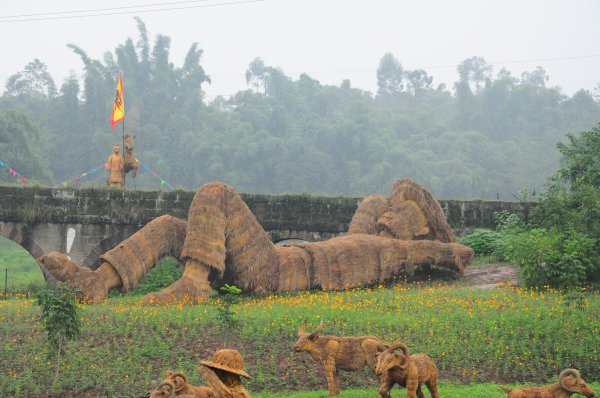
left=124, top=134, right=136, bottom=152
left=113, top=144, right=120, bottom=154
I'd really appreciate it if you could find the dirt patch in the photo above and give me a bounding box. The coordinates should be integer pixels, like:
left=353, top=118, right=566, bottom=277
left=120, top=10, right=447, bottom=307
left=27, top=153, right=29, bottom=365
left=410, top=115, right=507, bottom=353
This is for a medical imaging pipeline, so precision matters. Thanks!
left=464, top=262, right=519, bottom=289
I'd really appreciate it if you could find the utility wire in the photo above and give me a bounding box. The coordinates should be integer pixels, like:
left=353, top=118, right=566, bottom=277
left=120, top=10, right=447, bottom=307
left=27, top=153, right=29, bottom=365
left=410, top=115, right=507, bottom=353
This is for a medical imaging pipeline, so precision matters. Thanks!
left=0, top=0, right=228, bottom=19
left=0, top=0, right=266, bottom=23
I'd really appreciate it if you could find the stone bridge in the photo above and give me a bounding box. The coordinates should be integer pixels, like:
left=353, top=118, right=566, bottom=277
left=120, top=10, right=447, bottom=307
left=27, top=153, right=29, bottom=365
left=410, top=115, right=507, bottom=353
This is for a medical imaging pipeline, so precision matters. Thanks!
left=0, top=186, right=534, bottom=268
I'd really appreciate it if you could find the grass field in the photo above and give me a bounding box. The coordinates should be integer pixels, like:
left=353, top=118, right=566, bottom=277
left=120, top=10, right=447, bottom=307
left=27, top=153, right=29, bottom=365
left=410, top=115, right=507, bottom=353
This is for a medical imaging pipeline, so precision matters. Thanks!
left=1, top=255, right=598, bottom=398
left=0, top=238, right=44, bottom=294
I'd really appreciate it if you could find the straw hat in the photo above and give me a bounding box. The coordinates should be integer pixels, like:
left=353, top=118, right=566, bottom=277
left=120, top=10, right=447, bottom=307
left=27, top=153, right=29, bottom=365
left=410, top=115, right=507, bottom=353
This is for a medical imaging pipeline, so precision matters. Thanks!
left=200, top=349, right=251, bottom=379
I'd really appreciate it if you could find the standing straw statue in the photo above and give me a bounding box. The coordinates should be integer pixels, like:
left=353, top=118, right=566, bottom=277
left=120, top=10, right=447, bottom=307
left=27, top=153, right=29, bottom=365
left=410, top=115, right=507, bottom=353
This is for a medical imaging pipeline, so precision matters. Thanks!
left=106, top=144, right=124, bottom=188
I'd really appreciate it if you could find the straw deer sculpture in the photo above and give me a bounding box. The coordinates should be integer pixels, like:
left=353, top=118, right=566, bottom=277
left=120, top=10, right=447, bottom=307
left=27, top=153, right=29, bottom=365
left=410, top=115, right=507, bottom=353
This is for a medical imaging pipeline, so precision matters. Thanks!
left=149, top=370, right=214, bottom=398
left=375, top=341, right=439, bottom=398
left=499, top=369, right=595, bottom=398
left=37, top=179, right=474, bottom=303
left=293, top=319, right=386, bottom=396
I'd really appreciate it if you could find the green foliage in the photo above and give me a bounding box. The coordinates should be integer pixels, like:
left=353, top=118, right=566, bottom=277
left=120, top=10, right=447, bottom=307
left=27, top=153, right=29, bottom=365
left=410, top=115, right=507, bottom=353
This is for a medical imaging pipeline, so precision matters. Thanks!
left=502, top=228, right=598, bottom=289
left=252, top=384, right=600, bottom=398
left=458, top=211, right=524, bottom=259
left=0, top=237, right=45, bottom=295
left=2, top=282, right=599, bottom=396
left=2, top=23, right=599, bottom=197
left=36, top=283, right=81, bottom=352
left=523, top=124, right=600, bottom=287
left=0, top=110, right=52, bottom=185
left=215, top=283, right=242, bottom=329
left=134, top=257, right=183, bottom=295
left=458, top=229, right=501, bottom=256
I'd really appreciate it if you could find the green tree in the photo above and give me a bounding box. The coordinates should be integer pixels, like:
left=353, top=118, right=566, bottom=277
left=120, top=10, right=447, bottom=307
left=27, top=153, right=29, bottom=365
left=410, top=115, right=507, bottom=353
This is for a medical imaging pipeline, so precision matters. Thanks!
left=376, top=53, right=403, bottom=95
left=528, top=124, right=600, bottom=284
left=0, top=110, right=52, bottom=184
left=36, top=283, right=81, bottom=390
left=457, top=56, right=492, bottom=91
left=246, top=57, right=269, bottom=94
left=521, top=66, right=549, bottom=87
left=4, top=59, right=57, bottom=98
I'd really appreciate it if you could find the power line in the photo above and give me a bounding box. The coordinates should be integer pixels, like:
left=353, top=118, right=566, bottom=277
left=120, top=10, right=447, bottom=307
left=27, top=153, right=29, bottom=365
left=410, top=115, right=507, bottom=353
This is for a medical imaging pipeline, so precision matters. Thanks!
left=0, top=0, right=266, bottom=23
left=0, top=0, right=224, bottom=19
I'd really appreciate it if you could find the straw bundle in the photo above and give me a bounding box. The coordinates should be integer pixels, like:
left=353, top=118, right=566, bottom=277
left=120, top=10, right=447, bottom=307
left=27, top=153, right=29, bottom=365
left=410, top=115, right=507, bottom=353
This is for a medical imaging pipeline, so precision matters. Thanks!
left=375, top=201, right=430, bottom=240
left=182, top=182, right=279, bottom=293
left=283, top=234, right=473, bottom=291
left=348, top=194, right=389, bottom=235
left=388, top=179, right=456, bottom=243
left=101, top=215, right=187, bottom=291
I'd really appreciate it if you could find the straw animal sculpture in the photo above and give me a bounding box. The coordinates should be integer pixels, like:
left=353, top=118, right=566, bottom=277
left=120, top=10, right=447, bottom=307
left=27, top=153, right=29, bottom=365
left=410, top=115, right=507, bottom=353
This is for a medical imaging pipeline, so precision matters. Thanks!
left=37, top=179, right=474, bottom=303
left=375, top=341, right=439, bottom=398
left=499, top=369, right=595, bottom=398
left=123, top=133, right=139, bottom=182
left=293, top=320, right=386, bottom=397
left=149, top=380, right=177, bottom=398
left=151, top=370, right=214, bottom=397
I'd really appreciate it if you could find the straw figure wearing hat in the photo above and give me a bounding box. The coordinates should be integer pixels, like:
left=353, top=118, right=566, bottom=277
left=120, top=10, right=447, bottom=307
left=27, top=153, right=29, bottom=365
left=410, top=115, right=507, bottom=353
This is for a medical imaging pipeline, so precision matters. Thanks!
left=37, top=179, right=474, bottom=303
left=106, top=144, right=124, bottom=188
left=198, top=349, right=252, bottom=398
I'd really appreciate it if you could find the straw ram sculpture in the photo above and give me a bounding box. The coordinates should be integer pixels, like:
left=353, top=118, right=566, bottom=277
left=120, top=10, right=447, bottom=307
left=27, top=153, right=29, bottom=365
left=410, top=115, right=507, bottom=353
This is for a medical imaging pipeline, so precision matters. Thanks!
left=37, top=179, right=474, bottom=303
left=149, top=370, right=214, bottom=398
left=499, top=369, right=595, bottom=398
left=293, top=320, right=386, bottom=396
left=375, top=341, right=439, bottom=398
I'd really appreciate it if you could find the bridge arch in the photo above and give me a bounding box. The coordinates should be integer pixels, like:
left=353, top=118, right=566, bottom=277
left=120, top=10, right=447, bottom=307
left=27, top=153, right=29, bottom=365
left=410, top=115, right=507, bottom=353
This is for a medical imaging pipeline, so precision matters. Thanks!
left=0, top=222, right=44, bottom=260
left=83, top=226, right=141, bottom=270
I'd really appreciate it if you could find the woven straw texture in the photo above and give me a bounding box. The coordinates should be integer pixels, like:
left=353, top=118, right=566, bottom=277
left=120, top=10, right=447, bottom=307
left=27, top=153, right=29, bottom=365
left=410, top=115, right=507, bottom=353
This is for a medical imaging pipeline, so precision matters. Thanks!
left=101, top=215, right=186, bottom=291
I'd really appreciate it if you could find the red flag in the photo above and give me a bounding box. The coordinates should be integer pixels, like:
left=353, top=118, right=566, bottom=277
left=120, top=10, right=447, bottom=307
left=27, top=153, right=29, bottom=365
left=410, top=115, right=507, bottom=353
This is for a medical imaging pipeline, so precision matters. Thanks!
left=110, top=72, right=124, bottom=130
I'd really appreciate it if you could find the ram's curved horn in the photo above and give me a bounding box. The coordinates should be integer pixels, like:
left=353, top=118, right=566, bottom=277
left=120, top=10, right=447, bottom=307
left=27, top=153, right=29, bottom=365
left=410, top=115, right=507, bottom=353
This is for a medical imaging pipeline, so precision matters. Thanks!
left=309, top=320, right=324, bottom=338
left=153, top=381, right=175, bottom=398
left=169, top=372, right=188, bottom=392
left=559, top=369, right=580, bottom=393
left=387, top=341, right=409, bottom=369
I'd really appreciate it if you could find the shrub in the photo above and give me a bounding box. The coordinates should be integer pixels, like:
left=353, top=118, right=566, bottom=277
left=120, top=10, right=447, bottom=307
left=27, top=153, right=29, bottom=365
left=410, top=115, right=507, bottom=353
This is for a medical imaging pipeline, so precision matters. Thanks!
left=129, top=256, right=183, bottom=295
left=459, top=211, right=525, bottom=259
left=458, top=229, right=501, bottom=256
left=36, top=283, right=81, bottom=390
left=502, top=227, right=598, bottom=289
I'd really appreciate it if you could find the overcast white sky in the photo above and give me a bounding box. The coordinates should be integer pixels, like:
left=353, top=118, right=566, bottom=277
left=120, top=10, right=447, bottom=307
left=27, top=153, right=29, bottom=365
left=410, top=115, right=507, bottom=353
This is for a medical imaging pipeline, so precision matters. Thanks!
left=1, top=0, right=599, bottom=100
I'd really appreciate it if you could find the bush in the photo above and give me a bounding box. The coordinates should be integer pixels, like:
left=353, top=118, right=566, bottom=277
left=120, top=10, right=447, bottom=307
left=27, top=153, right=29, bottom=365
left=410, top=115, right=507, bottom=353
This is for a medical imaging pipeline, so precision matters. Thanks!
left=458, top=211, right=524, bottom=258
left=458, top=229, right=501, bottom=256
left=121, top=256, right=183, bottom=296
left=502, top=227, right=599, bottom=289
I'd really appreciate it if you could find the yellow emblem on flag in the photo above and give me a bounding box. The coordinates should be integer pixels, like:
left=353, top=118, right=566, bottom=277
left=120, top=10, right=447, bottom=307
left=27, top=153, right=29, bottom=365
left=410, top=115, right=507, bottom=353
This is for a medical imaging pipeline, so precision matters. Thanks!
left=110, top=72, right=124, bottom=130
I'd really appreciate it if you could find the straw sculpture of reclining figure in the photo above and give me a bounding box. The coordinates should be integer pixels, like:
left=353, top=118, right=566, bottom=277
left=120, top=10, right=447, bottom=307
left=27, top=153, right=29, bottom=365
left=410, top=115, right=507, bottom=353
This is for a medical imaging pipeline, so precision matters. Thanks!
left=37, top=179, right=474, bottom=303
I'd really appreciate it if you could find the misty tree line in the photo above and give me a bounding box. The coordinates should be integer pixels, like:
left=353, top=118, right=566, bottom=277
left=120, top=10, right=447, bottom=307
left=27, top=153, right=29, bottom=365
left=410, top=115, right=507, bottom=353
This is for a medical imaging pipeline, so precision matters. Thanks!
left=1, top=18, right=599, bottom=199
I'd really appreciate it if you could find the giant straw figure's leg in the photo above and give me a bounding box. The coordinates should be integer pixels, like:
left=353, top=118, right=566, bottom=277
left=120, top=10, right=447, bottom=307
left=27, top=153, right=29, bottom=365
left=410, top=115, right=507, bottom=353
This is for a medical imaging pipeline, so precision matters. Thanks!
left=37, top=215, right=187, bottom=301
left=143, top=182, right=279, bottom=303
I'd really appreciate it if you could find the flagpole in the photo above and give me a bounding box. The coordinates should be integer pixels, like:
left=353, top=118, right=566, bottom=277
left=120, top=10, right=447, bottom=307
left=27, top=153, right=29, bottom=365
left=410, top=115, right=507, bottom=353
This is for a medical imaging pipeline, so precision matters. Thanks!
left=122, top=110, right=125, bottom=188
